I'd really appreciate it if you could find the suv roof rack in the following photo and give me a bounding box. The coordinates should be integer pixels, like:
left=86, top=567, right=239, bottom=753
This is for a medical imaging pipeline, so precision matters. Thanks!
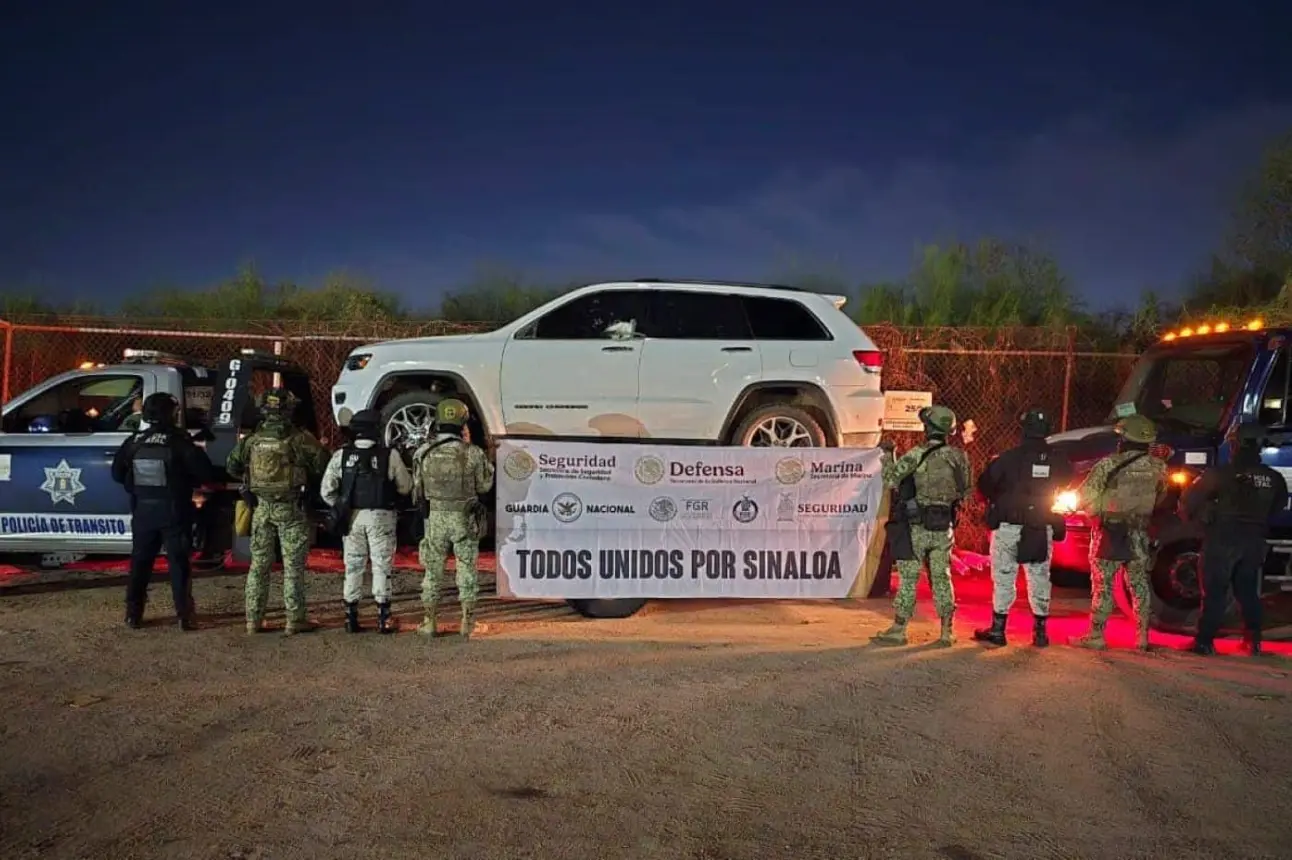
left=630, top=278, right=818, bottom=294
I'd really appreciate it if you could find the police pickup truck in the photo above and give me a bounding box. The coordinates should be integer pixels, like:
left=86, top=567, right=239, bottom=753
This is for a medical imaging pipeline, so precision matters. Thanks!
left=1048, top=318, right=1292, bottom=633
left=0, top=348, right=319, bottom=569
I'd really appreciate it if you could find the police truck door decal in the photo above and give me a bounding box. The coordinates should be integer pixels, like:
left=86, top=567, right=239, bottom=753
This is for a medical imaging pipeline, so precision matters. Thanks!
left=41, top=459, right=86, bottom=505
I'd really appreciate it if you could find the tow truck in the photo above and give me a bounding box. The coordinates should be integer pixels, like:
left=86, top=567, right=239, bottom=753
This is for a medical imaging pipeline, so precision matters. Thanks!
left=1047, top=317, right=1292, bottom=633
left=0, top=348, right=319, bottom=569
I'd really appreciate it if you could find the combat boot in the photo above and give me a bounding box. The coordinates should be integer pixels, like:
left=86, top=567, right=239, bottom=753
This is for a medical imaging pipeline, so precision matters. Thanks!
left=284, top=619, right=319, bottom=636
left=125, top=602, right=143, bottom=630
left=377, top=601, right=396, bottom=635
left=460, top=604, right=478, bottom=640
left=1243, top=629, right=1264, bottom=657
left=936, top=612, right=955, bottom=647
left=870, top=616, right=909, bottom=646
left=1032, top=614, right=1049, bottom=648
left=1070, top=623, right=1106, bottom=650
left=246, top=619, right=264, bottom=635
left=343, top=601, right=362, bottom=634
left=1189, top=638, right=1216, bottom=656
left=973, top=612, right=1007, bottom=647
left=417, top=608, right=438, bottom=637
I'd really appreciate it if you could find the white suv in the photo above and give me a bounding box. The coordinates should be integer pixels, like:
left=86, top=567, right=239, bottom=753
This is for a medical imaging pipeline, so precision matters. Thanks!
left=331, top=279, right=886, bottom=453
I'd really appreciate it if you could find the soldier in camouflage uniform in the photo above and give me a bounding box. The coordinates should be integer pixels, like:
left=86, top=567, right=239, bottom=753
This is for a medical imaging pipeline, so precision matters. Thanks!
left=226, top=388, right=330, bottom=635
left=320, top=409, right=414, bottom=634
left=1071, top=414, right=1167, bottom=651
left=872, top=405, right=973, bottom=647
left=412, top=398, right=494, bottom=639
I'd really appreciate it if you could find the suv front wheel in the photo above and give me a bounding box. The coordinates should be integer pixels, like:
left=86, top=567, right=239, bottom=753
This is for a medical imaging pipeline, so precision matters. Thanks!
left=731, top=404, right=827, bottom=447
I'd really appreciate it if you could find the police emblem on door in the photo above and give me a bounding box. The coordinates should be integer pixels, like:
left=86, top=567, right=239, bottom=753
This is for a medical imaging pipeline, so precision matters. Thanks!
left=41, top=459, right=86, bottom=506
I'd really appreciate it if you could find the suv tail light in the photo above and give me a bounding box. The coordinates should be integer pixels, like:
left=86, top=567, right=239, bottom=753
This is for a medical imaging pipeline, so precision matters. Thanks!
left=1149, top=443, right=1174, bottom=461
left=853, top=350, right=883, bottom=373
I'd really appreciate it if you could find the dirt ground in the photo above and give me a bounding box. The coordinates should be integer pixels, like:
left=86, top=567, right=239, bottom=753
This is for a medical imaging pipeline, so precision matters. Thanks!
left=2, top=566, right=1291, bottom=860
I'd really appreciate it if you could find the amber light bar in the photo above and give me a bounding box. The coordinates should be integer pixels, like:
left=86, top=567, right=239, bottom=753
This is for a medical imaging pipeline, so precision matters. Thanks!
left=1161, top=319, right=1263, bottom=342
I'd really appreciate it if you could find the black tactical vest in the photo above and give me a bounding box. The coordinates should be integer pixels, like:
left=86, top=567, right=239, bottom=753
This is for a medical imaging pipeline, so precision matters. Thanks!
left=1214, top=464, right=1282, bottom=527
left=342, top=445, right=398, bottom=511
left=997, top=442, right=1056, bottom=525
left=130, top=430, right=175, bottom=502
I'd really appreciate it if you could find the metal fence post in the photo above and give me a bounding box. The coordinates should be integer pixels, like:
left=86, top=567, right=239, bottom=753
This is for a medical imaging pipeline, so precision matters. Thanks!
left=1060, top=326, right=1076, bottom=432
left=1, top=319, right=12, bottom=406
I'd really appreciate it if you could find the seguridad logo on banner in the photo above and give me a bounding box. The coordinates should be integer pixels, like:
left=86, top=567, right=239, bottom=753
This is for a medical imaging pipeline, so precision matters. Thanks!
left=494, top=441, right=886, bottom=600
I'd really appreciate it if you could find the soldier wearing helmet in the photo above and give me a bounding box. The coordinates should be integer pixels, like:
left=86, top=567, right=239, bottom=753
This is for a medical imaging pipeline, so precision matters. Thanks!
left=872, top=403, right=973, bottom=647
left=111, top=392, right=214, bottom=631
left=1182, top=421, right=1287, bottom=656
left=973, top=408, right=1074, bottom=648
left=411, top=397, right=494, bottom=639
left=320, top=408, right=414, bottom=634
left=225, top=387, right=330, bottom=635
left=1070, top=412, right=1167, bottom=651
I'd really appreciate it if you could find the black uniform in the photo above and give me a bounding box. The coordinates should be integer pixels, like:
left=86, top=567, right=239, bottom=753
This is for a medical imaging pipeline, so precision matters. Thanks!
left=111, top=394, right=215, bottom=629
left=973, top=410, right=1073, bottom=647
left=1182, top=428, right=1287, bottom=655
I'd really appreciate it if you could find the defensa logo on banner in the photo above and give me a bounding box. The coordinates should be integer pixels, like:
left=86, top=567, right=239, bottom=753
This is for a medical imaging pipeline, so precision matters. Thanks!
left=494, top=440, right=885, bottom=599
left=633, top=455, right=754, bottom=486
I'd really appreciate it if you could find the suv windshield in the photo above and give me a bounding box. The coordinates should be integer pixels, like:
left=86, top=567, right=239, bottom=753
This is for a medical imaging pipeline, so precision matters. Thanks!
left=1108, top=341, right=1256, bottom=432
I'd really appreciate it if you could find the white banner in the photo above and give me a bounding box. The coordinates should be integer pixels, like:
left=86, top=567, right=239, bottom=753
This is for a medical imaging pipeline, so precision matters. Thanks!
left=494, top=441, right=886, bottom=599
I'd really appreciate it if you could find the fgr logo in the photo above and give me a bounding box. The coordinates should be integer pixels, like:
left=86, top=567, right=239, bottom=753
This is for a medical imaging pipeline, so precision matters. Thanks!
left=503, top=450, right=537, bottom=481
left=731, top=496, right=759, bottom=524
left=649, top=496, right=678, bottom=522
left=681, top=498, right=712, bottom=519
left=551, top=492, right=583, bottom=523
left=634, top=455, right=666, bottom=485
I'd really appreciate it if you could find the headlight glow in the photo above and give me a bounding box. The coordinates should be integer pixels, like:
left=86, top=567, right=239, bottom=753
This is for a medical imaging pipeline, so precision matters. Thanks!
left=1052, top=490, right=1079, bottom=514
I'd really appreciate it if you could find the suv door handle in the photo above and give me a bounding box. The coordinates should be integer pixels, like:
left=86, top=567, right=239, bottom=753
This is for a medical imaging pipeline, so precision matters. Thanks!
left=601, top=345, right=634, bottom=352
left=721, top=346, right=752, bottom=352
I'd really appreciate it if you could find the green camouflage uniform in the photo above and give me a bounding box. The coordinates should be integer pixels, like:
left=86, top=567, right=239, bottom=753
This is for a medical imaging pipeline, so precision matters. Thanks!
left=1073, top=415, right=1166, bottom=651
left=412, top=399, right=494, bottom=638
left=225, top=390, right=329, bottom=635
left=873, top=405, right=972, bottom=647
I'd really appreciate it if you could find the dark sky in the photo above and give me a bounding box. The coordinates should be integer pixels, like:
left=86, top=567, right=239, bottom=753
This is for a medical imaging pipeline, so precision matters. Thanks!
left=1, top=1, right=1289, bottom=309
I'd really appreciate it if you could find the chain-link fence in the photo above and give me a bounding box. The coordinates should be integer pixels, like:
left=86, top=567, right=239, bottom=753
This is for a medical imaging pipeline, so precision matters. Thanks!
left=0, top=317, right=1140, bottom=549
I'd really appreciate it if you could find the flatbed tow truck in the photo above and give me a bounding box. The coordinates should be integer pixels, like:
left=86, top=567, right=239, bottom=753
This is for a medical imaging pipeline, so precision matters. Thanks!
left=0, top=348, right=321, bottom=570
left=1048, top=317, right=1292, bottom=633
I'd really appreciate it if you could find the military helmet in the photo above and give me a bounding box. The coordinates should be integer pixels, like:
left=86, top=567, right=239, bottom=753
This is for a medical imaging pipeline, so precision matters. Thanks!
left=349, top=408, right=381, bottom=438
left=1114, top=414, right=1156, bottom=444
left=1020, top=408, right=1051, bottom=439
left=142, top=392, right=179, bottom=424
left=436, top=397, right=469, bottom=427
left=919, top=404, right=956, bottom=435
left=257, top=387, right=297, bottom=414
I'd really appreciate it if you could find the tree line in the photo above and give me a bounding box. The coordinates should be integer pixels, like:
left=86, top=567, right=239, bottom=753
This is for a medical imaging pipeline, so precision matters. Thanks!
left=3, top=134, right=1290, bottom=346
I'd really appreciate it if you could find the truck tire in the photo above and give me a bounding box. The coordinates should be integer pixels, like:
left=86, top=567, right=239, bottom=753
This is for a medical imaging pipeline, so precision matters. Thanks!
left=731, top=404, right=828, bottom=447
left=1113, top=539, right=1237, bottom=634
left=567, top=598, right=649, bottom=619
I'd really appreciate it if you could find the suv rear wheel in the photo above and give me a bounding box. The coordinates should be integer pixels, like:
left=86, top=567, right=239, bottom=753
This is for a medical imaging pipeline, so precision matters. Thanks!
left=732, top=404, right=827, bottom=447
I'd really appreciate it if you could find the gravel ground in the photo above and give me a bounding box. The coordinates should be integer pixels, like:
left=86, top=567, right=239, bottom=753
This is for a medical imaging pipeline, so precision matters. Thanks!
left=2, top=566, right=1291, bottom=860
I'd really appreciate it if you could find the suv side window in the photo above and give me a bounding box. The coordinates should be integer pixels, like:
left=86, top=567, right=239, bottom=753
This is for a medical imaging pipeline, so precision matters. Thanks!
left=642, top=291, right=753, bottom=339
left=742, top=295, right=831, bottom=340
left=527, top=290, right=647, bottom=340
left=1260, top=348, right=1290, bottom=427
left=2, top=372, right=145, bottom=433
